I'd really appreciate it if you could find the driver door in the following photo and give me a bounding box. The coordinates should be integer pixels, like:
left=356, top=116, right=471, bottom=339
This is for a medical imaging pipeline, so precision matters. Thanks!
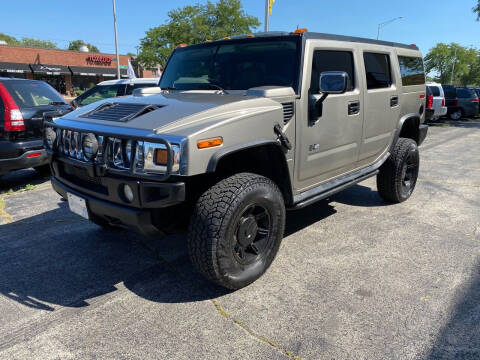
left=295, top=45, right=364, bottom=191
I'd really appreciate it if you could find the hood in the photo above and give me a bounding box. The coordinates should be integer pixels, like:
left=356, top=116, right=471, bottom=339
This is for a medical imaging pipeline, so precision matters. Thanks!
left=61, top=92, right=281, bottom=135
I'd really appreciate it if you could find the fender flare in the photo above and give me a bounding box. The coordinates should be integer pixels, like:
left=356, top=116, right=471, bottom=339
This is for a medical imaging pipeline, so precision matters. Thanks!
left=391, top=113, right=421, bottom=149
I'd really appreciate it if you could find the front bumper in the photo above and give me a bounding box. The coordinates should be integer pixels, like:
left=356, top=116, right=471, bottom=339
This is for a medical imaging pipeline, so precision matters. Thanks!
left=50, top=158, right=186, bottom=236
left=0, top=146, right=48, bottom=174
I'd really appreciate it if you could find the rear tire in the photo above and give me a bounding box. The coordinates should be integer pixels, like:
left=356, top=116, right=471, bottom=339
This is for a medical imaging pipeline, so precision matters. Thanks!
left=188, top=173, right=285, bottom=290
left=377, top=138, right=419, bottom=203
left=449, top=109, right=462, bottom=120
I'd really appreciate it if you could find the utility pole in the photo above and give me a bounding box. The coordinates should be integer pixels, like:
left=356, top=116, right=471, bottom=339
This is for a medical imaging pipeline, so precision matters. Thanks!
left=450, top=47, right=457, bottom=85
left=264, top=0, right=269, bottom=32
left=112, top=0, right=120, bottom=79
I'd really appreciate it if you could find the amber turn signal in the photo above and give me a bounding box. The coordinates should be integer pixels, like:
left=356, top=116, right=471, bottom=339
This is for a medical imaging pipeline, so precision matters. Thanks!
left=197, top=137, right=223, bottom=149
left=154, top=148, right=168, bottom=165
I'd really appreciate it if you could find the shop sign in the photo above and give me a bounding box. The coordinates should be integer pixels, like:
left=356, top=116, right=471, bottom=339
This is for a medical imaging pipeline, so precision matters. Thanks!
left=86, top=55, right=113, bottom=65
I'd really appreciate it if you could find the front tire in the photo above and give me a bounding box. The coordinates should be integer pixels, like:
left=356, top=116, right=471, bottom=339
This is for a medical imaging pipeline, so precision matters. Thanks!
left=188, top=173, right=285, bottom=290
left=377, top=138, right=420, bottom=203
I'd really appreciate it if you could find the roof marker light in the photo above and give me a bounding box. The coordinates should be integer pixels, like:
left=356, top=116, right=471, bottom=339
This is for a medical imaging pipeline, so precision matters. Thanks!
left=293, top=28, right=308, bottom=34
left=223, top=37, right=231, bottom=40
left=176, top=43, right=188, bottom=48
left=247, top=34, right=254, bottom=38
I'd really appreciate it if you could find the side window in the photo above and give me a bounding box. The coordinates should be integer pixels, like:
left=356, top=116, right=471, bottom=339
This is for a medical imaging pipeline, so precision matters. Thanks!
left=310, top=50, right=355, bottom=94
left=398, top=56, right=425, bottom=86
left=363, top=52, right=392, bottom=90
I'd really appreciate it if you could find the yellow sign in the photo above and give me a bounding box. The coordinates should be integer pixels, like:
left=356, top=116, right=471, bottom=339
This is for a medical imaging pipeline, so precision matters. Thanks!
left=269, top=0, right=275, bottom=15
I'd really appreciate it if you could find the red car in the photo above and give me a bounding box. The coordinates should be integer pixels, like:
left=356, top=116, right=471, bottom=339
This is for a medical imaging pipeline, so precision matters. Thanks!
left=0, top=78, right=72, bottom=176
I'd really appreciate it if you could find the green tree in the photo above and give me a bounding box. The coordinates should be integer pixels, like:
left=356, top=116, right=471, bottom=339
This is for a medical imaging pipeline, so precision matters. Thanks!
left=68, top=40, right=100, bottom=53
left=20, top=37, right=57, bottom=49
left=0, top=33, right=20, bottom=46
left=424, top=43, right=479, bottom=85
left=474, top=0, right=480, bottom=19
left=137, top=0, right=260, bottom=68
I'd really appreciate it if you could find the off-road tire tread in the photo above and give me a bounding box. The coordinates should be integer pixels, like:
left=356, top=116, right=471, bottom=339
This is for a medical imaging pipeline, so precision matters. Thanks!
left=188, top=172, right=284, bottom=289
left=377, top=137, right=418, bottom=203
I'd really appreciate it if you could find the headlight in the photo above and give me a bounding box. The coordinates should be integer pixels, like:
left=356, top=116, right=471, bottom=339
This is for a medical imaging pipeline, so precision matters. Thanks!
left=45, top=127, right=56, bottom=149
left=82, top=133, right=98, bottom=160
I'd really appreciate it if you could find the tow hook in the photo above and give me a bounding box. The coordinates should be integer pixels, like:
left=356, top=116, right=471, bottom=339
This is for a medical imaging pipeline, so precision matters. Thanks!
left=274, top=124, right=292, bottom=150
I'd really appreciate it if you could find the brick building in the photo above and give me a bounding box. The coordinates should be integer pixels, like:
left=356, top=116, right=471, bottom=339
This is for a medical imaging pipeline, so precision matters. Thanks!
left=0, top=45, right=158, bottom=95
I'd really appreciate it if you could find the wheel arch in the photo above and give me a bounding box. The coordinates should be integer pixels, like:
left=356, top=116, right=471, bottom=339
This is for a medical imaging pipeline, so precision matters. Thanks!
left=395, top=114, right=421, bottom=145
left=207, top=141, right=294, bottom=206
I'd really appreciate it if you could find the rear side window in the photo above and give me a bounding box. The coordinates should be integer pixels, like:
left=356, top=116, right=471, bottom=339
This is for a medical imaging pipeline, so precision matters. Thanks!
left=398, top=56, right=425, bottom=86
left=457, top=88, right=476, bottom=98
left=428, top=86, right=440, bottom=97
left=2, top=80, right=66, bottom=108
left=363, top=52, right=392, bottom=89
left=310, top=50, right=355, bottom=93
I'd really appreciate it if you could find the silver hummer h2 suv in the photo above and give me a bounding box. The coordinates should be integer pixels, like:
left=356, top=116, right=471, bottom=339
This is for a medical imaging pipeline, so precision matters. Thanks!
left=44, top=31, right=428, bottom=289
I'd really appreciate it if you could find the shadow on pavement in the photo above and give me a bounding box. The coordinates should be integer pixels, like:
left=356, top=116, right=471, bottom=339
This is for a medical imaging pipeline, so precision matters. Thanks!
left=0, top=197, right=337, bottom=309
left=426, top=262, right=480, bottom=359
left=0, top=169, right=50, bottom=194
left=329, top=183, right=389, bottom=208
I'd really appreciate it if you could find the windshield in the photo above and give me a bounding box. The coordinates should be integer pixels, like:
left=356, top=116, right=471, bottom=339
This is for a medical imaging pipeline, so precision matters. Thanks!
left=2, top=80, right=67, bottom=108
left=160, top=37, right=301, bottom=93
left=78, top=84, right=124, bottom=106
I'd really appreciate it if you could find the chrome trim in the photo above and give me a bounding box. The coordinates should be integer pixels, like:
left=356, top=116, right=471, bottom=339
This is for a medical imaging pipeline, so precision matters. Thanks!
left=142, top=142, right=181, bottom=174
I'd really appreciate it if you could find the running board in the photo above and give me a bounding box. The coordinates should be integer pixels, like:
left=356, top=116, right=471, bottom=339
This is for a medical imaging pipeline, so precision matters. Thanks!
left=291, top=152, right=390, bottom=210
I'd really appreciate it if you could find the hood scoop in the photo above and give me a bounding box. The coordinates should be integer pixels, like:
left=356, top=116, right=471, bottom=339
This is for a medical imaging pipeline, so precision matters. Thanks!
left=80, top=102, right=162, bottom=122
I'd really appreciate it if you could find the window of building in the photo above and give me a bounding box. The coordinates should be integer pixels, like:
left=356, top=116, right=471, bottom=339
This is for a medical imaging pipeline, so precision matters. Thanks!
left=310, top=50, right=355, bottom=93
left=398, top=56, right=425, bottom=86
left=363, top=52, right=392, bottom=90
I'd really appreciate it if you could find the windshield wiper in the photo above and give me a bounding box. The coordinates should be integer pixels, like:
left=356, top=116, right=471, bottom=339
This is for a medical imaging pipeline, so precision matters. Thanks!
left=49, top=101, right=67, bottom=106
left=161, top=86, right=176, bottom=91
left=206, top=83, right=229, bottom=94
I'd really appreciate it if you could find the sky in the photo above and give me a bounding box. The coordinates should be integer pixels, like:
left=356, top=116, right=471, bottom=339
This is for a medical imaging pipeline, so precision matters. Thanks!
left=1, top=0, right=479, bottom=55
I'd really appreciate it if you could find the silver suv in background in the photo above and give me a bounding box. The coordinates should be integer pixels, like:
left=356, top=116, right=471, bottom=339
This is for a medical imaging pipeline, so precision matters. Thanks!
left=426, top=82, right=447, bottom=121
left=45, top=31, right=428, bottom=289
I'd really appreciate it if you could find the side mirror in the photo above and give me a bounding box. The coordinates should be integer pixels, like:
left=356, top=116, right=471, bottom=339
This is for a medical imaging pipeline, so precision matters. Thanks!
left=319, top=71, right=349, bottom=94
left=71, top=99, right=78, bottom=108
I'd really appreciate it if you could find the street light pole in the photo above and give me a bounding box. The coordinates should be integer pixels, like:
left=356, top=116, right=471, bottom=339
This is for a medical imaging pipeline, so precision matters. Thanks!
left=112, top=0, right=120, bottom=79
left=264, top=0, right=269, bottom=32
left=377, top=16, right=404, bottom=40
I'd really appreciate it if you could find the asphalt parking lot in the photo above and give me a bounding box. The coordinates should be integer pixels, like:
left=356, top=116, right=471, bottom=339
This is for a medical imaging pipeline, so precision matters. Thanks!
left=0, top=120, right=479, bottom=360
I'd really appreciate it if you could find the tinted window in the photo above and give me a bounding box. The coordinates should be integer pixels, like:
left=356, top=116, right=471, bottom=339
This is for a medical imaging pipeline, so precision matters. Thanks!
left=457, top=88, right=476, bottom=98
left=125, top=82, right=157, bottom=95
left=2, top=80, right=66, bottom=108
left=428, top=86, right=440, bottom=97
left=310, top=50, right=355, bottom=93
left=398, top=56, right=425, bottom=86
left=442, top=85, right=456, bottom=98
left=78, top=84, right=124, bottom=106
left=160, top=38, right=301, bottom=92
left=364, top=53, right=392, bottom=89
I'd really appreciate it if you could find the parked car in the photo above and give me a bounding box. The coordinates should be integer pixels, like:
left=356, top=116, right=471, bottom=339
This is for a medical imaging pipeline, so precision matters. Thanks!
left=72, top=78, right=159, bottom=108
left=425, top=85, right=434, bottom=122
left=0, top=78, right=72, bottom=176
left=45, top=31, right=428, bottom=289
left=474, top=88, right=480, bottom=113
left=442, top=85, right=479, bottom=120
left=426, top=82, right=447, bottom=121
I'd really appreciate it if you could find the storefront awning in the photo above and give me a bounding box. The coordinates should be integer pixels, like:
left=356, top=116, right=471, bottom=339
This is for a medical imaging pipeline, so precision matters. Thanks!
left=69, top=66, right=128, bottom=78
left=30, top=64, right=70, bottom=75
left=0, top=62, right=31, bottom=73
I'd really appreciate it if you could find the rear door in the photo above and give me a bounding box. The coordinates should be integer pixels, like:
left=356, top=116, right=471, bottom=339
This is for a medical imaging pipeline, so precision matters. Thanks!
left=358, top=50, right=400, bottom=165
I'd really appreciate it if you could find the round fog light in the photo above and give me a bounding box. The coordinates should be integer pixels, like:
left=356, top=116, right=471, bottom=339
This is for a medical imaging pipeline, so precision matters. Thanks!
left=123, top=184, right=134, bottom=202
